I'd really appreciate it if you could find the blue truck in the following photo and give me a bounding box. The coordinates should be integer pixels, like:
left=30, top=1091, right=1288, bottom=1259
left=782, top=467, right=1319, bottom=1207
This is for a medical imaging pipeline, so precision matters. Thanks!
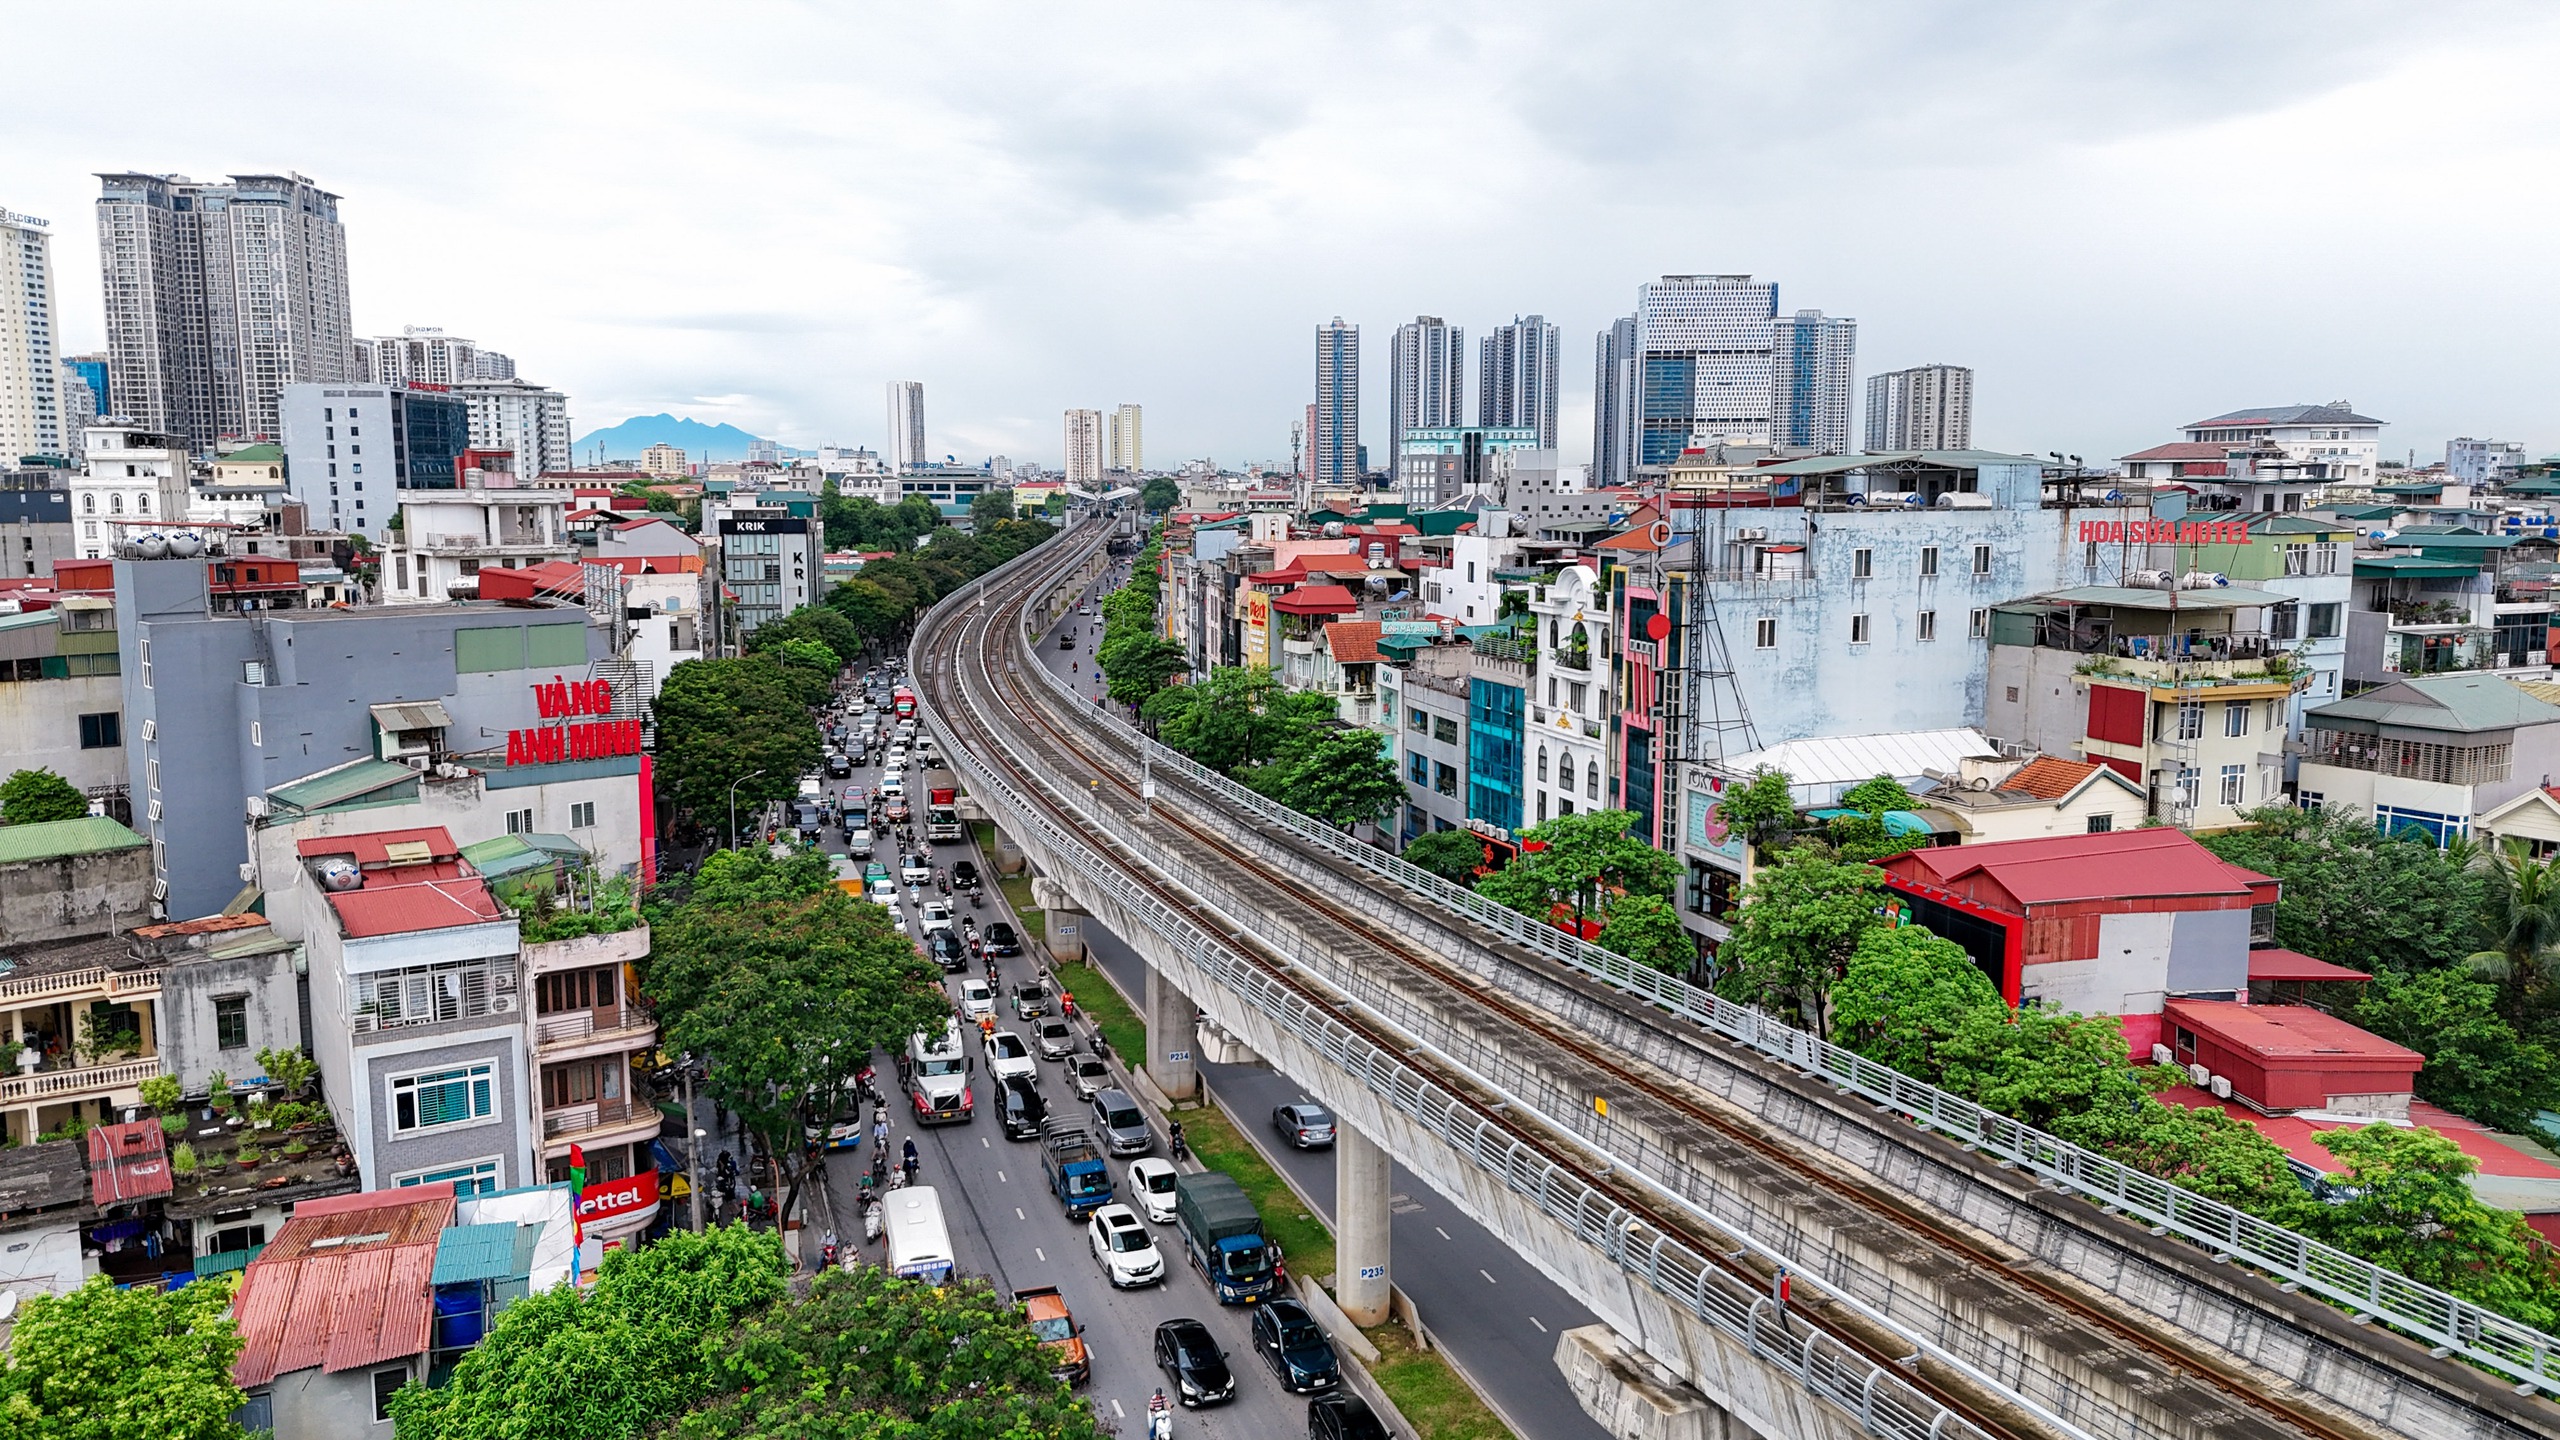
left=1175, top=1171, right=1279, bottom=1304
left=1041, top=1123, right=1114, bottom=1219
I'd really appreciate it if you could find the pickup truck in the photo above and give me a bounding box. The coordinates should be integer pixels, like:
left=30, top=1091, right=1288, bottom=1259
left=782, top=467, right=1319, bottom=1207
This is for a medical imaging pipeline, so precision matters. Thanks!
left=1040, top=1123, right=1114, bottom=1219
left=1174, top=1171, right=1280, bottom=1304
left=1015, top=1285, right=1090, bottom=1386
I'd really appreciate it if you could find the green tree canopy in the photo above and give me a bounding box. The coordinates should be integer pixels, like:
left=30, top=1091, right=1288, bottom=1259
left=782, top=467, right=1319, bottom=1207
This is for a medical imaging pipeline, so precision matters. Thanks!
left=1142, top=667, right=1335, bottom=774
left=1715, top=851, right=1888, bottom=1036
left=968, top=488, right=1016, bottom=523
left=2462, top=841, right=2560, bottom=1023
left=1477, top=808, right=1676, bottom=935
left=745, top=605, right=863, bottom=670
left=651, top=658, right=822, bottom=842
left=2199, top=805, right=2484, bottom=974
left=825, top=578, right=905, bottom=640
left=1099, top=633, right=1190, bottom=708
left=2300, top=1125, right=2560, bottom=1328
left=1837, top=773, right=1917, bottom=815
left=1401, top=829, right=1489, bottom=887
left=1252, top=726, right=1405, bottom=831
left=1, top=1273, right=250, bottom=1440
left=1712, top=766, right=1799, bottom=858
left=0, top=768, right=88, bottom=826
left=1596, top=893, right=1694, bottom=974
left=1831, top=924, right=2002, bottom=1074
left=1139, top=477, right=1181, bottom=514
left=1930, top=1004, right=2157, bottom=1133
left=2355, top=966, right=2560, bottom=1134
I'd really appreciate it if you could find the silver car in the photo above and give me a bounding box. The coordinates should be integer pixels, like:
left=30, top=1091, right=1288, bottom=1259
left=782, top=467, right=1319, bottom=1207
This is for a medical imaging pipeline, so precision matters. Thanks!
left=1091, top=1088, right=1152, bottom=1156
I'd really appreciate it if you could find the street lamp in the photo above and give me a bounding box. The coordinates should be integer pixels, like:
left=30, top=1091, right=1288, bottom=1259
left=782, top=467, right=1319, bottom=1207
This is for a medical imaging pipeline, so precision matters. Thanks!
left=728, top=769, right=766, bottom=850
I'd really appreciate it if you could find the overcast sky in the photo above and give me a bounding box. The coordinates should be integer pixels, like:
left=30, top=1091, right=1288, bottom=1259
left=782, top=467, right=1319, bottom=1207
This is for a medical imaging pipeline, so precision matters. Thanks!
left=6, top=1, right=2556, bottom=471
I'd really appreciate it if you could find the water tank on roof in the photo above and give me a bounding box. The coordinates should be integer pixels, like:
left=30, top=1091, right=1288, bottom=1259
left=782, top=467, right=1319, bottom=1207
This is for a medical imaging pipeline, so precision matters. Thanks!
left=1366, top=541, right=1387, bottom=567
left=1864, top=491, right=1926, bottom=508
left=316, top=857, right=363, bottom=892
left=166, top=531, right=204, bottom=558
left=1322, top=521, right=1346, bottom=538
left=1437, top=617, right=1457, bottom=639
left=133, top=532, right=169, bottom=559
left=2178, top=571, right=2230, bottom=589
left=2127, top=569, right=2175, bottom=589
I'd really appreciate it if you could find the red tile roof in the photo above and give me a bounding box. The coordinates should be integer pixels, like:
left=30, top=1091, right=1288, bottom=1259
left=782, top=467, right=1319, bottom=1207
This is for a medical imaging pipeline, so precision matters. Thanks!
left=2121, top=442, right=2232, bottom=462
left=2005, top=756, right=2100, bottom=800
left=2165, top=1000, right=2418, bottom=1064
left=233, top=1185, right=456, bottom=1388
left=1325, top=621, right=1383, bottom=665
left=1593, top=528, right=1663, bottom=553
left=329, top=876, right=504, bottom=938
left=1883, top=829, right=2271, bottom=908
left=1270, top=584, right=1359, bottom=615
left=298, top=828, right=461, bottom=866
left=2246, top=949, right=2371, bottom=983
left=130, top=912, right=272, bottom=939
left=87, top=1120, right=172, bottom=1206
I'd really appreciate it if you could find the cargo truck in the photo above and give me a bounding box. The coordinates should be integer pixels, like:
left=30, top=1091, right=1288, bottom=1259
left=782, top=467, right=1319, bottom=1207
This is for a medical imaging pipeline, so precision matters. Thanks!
left=925, top=786, right=962, bottom=842
left=1173, top=1171, right=1279, bottom=1303
left=1040, top=1123, right=1114, bottom=1219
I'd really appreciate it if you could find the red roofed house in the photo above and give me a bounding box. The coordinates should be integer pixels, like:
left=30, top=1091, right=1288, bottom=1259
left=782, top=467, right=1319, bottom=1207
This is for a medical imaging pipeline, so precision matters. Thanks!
left=231, top=1184, right=453, bottom=1433
left=1916, top=752, right=2149, bottom=843
left=1878, top=829, right=2421, bottom=1117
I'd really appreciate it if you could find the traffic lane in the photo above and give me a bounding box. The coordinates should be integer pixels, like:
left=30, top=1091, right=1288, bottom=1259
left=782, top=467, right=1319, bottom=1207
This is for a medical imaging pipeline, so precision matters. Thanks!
left=1081, top=920, right=1612, bottom=1440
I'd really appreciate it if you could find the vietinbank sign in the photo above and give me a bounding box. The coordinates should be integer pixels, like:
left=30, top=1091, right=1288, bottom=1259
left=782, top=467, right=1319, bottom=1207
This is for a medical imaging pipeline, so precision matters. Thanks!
left=2078, top=519, right=2253, bottom=545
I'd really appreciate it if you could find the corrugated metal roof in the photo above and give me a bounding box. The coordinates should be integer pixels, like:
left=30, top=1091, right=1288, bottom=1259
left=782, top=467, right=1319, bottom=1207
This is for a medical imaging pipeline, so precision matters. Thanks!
left=2352, top=556, right=2478, bottom=578
left=2032, top=584, right=2287, bottom=611
left=369, top=699, right=453, bottom=732
left=267, top=759, right=421, bottom=813
left=232, top=1185, right=455, bottom=1387
left=0, top=816, right=146, bottom=865
left=86, top=1120, right=172, bottom=1206
left=328, top=876, right=504, bottom=938
left=296, top=827, right=461, bottom=865
left=431, top=1224, right=525, bottom=1285
left=1731, top=729, right=1996, bottom=796
left=1885, top=829, right=2269, bottom=909
left=2305, top=674, right=2560, bottom=735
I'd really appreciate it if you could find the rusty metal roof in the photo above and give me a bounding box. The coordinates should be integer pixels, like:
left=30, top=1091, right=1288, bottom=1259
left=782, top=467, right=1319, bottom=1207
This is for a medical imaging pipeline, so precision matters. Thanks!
left=232, top=1184, right=456, bottom=1388
left=86, top=1120, right=171, bottom=1207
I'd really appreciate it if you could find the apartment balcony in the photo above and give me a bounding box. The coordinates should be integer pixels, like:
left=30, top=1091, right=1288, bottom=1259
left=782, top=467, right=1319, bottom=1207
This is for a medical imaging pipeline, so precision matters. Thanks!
left=2387, top=628, right=2493, bottom=676
left=0, top=964, right=162, bottom=1009
left=523, top=926, right=650, bottom=976
left=2071, top=637, right=2302, bottom=693
left=0, top=1055, right=164, bottom=1105
left=540, top=1095, right=659, bottom=1149
left=532, top=1005, right=658, bottom=1063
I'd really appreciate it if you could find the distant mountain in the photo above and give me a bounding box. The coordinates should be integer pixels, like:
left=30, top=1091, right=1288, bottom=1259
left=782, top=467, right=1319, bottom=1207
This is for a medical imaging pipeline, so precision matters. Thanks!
left=573, top=413, right=772, bottom=464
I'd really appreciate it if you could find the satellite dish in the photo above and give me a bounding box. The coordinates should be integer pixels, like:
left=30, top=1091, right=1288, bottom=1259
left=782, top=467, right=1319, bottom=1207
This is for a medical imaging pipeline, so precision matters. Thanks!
left=0, top=1291, right=16, bottom=1322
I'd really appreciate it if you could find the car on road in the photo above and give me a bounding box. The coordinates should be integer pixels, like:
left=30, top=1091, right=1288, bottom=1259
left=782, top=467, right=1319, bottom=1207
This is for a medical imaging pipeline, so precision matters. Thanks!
left=1011, top=983, right=1051, bottom=1020
left=1091, top=1088, right=1152, bottom=1156
left=1087, top=1203, right=1165, bottom=1288
left=1249, top=1299, right=1340, bottom=1394
left=950, top=859, right=981, bottom=890
left=883, top=798, right=912, bottom=825
left=900, top=852, right=934, bottom=884
left=996, top=1073, right=1048, bottom=1140
left=1017, top=1286, right=1090, bottom=1387
left=926, top=929, right=968, bottom=972
left=866, top=877, right=899, bottom=906
left=845, top=826, right=875, bottom=859
left=1127, top=1157, right=1179, bottom=1223
left=1069, top=1055, right=1111, bottom=1100
left=983, top=921, right=1023, bottom=957
left=1308, top=1393, right=1391, bottom=1440
left=1034, top=1017, right=1077, bottom=1060
left=958, top=977, right=995, bottom=1021
left=793, top=803, right=824, bottom=841
left=879, top=774, right=906, bottom=799
left=826, top=751, right=851, bottom=778
left=1273, top=1103, right=1336, bottom=1149
left=987, top=1031, right=1037, bottom=1086
left=920, top=900, right=955, bottom=933
left=1153, top=1318, right=1235, bottom=1407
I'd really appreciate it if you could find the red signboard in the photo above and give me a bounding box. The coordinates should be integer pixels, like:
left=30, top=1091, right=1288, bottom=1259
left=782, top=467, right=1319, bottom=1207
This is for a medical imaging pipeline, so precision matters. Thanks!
left=508, top=675, right=644, bottom=766
left=2076, top=519, right=2252, bottom=546
left=577, top=1168, right=659, bottom=1223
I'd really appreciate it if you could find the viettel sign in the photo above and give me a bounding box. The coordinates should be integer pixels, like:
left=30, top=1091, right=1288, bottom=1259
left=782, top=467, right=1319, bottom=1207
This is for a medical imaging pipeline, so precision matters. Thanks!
left=577, top=1168, right=660, bottom=1222
left=508, top=675, right=644, bottom=766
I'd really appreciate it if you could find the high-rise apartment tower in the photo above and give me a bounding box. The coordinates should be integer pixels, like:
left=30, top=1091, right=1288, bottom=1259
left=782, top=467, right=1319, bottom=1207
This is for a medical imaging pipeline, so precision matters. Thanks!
left=1478, top=315, right=1560, bottom=451
left=1064, top=408, right=1104, bottom=488
left=1771, top=310, right=1857, bottom=456
left=1865, top=364, right=1973, bottom=452
left=93, top=172, right=356, bottom=452
left=887, top=381, right=927, bottom=474
left=1314, top=319, right=1360, bottom=487
left=1387, top=315, right=1463, bottom=471
left=1110, top=403, right=1143, bottom=472
left=1591, top=315, right=1636, bottom=488
left=1628, top=275, right=1856, bottom=468
left=0, top=208, right=63, bottom=460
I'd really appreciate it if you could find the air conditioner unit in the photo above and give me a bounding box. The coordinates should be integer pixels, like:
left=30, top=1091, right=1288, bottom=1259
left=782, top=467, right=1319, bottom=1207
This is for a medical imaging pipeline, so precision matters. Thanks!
left=244, top=795, right=269, bottom=818
left=2151, top=1044, right=2174, bottom=1066
left=2186, top=1062, right=2210, bottom=1086
left=141, top=720, right=156, bottom=741
left=1735, top=527, right=1769, bottom=542
left=489, top=994, right=516, bottom=1013
left=2209, top=1075, right=2232, bottom=1100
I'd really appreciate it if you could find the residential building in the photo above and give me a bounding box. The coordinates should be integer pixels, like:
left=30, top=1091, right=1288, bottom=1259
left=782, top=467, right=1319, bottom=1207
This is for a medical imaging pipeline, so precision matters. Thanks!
left=1590, top=314, right=1637, bottom=488
left=1728, top=727, right=2001, bottom=811
left=1383, top=635, right=1473, bottom=839
left=1388, top=316, right=1463, bottom=472
left=2294, top=674, right=2560, bottom=846
left=93, top=173, right=356, bottom=451
left=1982, top=585, right=2299, bottom=829
left=887, top=380, right=927, bottom=474
left=71, top=424, right=192, bottom=558
left=2338, top=528, right=2545, bottom=685
left=457, top=379, right=571, bottom=481
left=1524, top=564, right=1611, bottom=828
left=0, top=818, right=158, bottom=1146
left=1396, top=424, right=1537, bottom=508
left=1, top=207, right=64, bottom=460
left=357, top=327, right=496, bottom=387
left=277, top=382, right=468, bottom=539
left=1110, top=403, right=1143, bottom=473
left=0, top=478, right=76, bottom=577
left=714, top=510, right=821, bottom=641
left=59, top=352, right=108, bottom=425
left=2449, top=437, right=2528, bottom=486
left=638, top=442, right=688, bottom=478
left=1865, top=364, right=1973, bottom=452
left=1770, top=310, right=1856, bottom=456
left=2138, top=403, right=2386, bottom=491
left=379, top=485, right=574, bottom=605
left=894, top=464, right=989, bottom=518
left=1632, top=275, right=1780, bottom=468
left=1466, top=637, right=1529, bottom=834
left=1478, top=315, right=1561, bottom=451
left=192, top=443, right=291, bottom=531
left=1064, top=408, right=1104, bottom=488
left=1314, top=319, right=1360, bottom=488
left=2145, top=512, right=2354, bottom=727
left=1916, top=753, right=2149, bottom=844
left=0, top=596, right=126, bottom=808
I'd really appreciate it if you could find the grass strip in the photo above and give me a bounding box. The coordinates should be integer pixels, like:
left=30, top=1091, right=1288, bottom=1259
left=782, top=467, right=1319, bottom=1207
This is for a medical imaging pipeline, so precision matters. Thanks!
left=1364, top=1321, right=1513, bottom=1440
left=1177, top=1099, right=1336, bottom=1286
left=1056, top=958, right=1144, bottom=1069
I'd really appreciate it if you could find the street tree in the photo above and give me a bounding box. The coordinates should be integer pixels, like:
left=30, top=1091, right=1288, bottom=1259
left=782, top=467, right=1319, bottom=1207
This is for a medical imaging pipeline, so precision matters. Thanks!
left=2301, top=1125, right=2560, bottom=1327
left=2463, top=840, right=2560, bottom=1023
left=650, top=659, right=821, bottom=843
left=0, top=1273, right=251, bottom=1440
left=2355, top=966, right=2560, bottom=1134
left=1139, top=477, right=1180, bottom=514
left=969, top=488, right=1017, bottom=523
left=2200, top=804, right=2484, bottom=974
left=1830, top=924, right=2001, bottom=1074
left=0, top=768, right=88, bottom=826
left=1255, top=727, right=1405, bottom=832
left=1712, top=765, right=1799, bottom=858
left=1596, top=893, right=1694, bottom=974
left=1142, top=667, right=1335, bottom=774
left=1401, top=829, right=1489, bottom=887
left=825, top=578, right=905, bottom=641
left=745, top=605, right=863, bottom=669
left=1714, top=851, right=1887, bottom=1036
left=1099, top=633, right=1190, bottom=708
left=1477, top=808, right=1676, bottom=936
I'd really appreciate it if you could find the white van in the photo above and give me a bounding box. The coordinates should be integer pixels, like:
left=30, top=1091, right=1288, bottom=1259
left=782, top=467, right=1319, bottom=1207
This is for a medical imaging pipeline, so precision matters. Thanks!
left=883, top=1185, right=954, bottom=1283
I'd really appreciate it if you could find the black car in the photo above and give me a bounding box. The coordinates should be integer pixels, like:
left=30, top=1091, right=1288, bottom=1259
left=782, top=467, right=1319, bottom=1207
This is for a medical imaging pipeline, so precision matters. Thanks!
left=951, top=859, right=981, bottom=890
left=983, top=921, right=1022, bottom=957
left=1308, top=1393, right=1391, bottom=1440
left=1153, top=1318, right=1234, bottom=1407
left=1273, top=1103, right=1336, bottom=1149
left=826, top=752, right=852, bottom=778
left=1250, top=1300, right=1340, bottom=1394
left=996, top=1073, right=1048, bottom=1140
left=793, top=803, right=824, bottom=841
left=926, top=928, right=968, bottom=973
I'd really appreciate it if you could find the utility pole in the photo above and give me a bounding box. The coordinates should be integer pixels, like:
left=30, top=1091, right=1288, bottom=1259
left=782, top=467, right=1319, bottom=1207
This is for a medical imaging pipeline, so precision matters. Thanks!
left=683, top=1063, right=705, bottom=1232
left=728, top=768, right=766, bottom=849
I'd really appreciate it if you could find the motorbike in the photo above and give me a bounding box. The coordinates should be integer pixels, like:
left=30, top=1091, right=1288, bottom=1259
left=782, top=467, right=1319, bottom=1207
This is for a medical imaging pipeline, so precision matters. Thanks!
left=1169, top=1122, right=1188, bottom=1162
left=820, top=1238, right=840, bottom=1269
left=970, top=888, right=985, bottom=908
left=935, top=868, right=951, bottom=894
left=864, top=1199, right=884, bottom=1243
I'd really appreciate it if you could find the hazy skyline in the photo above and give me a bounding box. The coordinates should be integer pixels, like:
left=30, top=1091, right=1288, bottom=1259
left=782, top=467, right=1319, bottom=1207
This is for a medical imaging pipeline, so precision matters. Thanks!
left=5, top=1, right=2555, bottom=471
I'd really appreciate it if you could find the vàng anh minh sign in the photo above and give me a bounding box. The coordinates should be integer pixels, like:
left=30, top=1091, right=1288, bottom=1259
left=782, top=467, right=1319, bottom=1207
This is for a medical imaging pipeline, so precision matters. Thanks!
left=508, top=675, right=643, bottom=766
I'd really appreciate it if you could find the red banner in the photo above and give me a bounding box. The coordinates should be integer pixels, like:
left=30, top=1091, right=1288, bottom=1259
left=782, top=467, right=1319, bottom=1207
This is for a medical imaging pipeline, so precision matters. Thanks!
left=577, top=1168, right=659, bottom=1223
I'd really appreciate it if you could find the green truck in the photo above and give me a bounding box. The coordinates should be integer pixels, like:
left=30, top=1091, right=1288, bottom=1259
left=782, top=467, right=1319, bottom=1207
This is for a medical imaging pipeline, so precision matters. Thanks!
left=1173, top=1171, right=1279, bottom=1304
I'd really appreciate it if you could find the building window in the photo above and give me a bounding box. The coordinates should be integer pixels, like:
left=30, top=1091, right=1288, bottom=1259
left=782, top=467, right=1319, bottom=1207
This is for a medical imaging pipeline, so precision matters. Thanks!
left=1433, top=716, right=1458, bottom=745
left=213, top=995, right=249, bottom=1051
left=2086, top=813, right=2113, bottom=833
left=2220, top=764, right=2246, bottom=805
left=505, top=808, right=533, bottom=834
left=250, top=721, right=262, bottom=746
left=570, top=801, right=597, bottom=828
left=1917, top=610, right=1937, bottom=642
left=1969, top=608, right=1989, bottom=639
left=2268, top=601, right=2299, bottom=640
left=1408, top=751, right=1429, bottom=785
left=1754, top=617, right=1776, bottom=649
left=2297, top=790, right=2324, bottom=812
left=1971, top=544, right=1991, bottom=576
left=1536, top=747, right=1548, bottom=782
left=374, top=1367, right=408, bottom=1422
left=1434, top=762, right=1458, bottom=797
left=1849, top=613, right=1870, bottom=644
left=2176, top=701, right=2204, bottom=740
left=1536, top=792, right=1548, bottom=823
left=395, top=1158, right=501, bottom=1196
left=2308, top=602, right=2341, bottom=639
left=2224, top=702, right=2249, bottom=737
left=389, top=1063, right=496, bottom=1134
left=1919, top=546, right=1938, bottom=578
left=78, top=712, right=121, bottom=748
left=1852, top=548, right=1873, bottom=579
left=1407, top=706, right=1428, bottom=734
left=1587, top=759, right=1600, bottom=801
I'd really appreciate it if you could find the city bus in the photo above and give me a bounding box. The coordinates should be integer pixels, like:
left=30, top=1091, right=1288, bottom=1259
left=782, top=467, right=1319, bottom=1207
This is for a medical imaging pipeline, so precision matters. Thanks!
left=884, top=1185, right=955, bottom=1283
left=893, top=685, right=918, bottom=721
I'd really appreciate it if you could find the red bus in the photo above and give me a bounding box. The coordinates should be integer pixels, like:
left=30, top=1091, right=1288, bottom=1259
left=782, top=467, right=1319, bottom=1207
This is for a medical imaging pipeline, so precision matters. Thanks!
left=893, top=686, right=917, bottom=721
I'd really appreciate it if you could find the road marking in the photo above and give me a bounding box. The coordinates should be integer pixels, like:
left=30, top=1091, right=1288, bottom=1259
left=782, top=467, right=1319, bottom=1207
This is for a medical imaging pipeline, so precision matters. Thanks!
left=997, top=1171, right=1006, bottom=1183
left=1036, top=1247, right=1047, bottom=1262
left=982, top=1137, right=991, bottom=1148
left=1016, top=1208, right=1026, bottom=1221
left=1530, top=1315, right=1548, bottom=1333
left=1479, top=1269, right=1497, bottom=1284
left=1111, top=1400, right=1126, bottom=1419
left=1435, top=1227, right=1452, bottom=1241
